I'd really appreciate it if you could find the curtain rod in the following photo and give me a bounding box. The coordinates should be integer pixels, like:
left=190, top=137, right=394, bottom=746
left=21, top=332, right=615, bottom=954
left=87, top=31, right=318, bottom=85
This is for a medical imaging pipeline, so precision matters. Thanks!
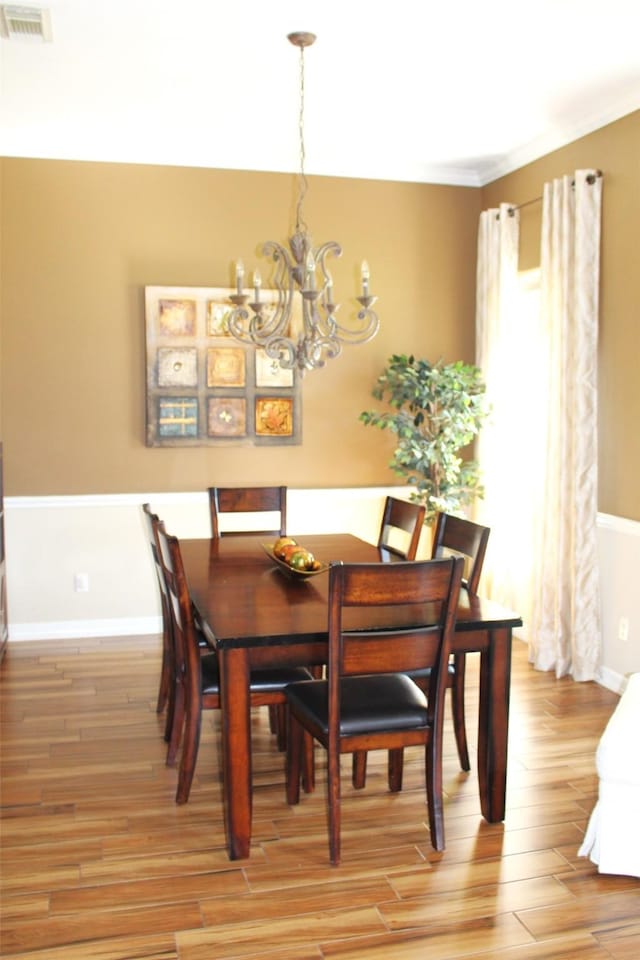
left=506, top=169, right=603, bottom=218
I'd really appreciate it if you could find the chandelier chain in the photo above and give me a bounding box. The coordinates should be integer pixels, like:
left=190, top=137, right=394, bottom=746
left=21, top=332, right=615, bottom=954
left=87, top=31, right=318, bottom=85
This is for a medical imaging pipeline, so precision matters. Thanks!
left=295, top=43, right=308, bottom=236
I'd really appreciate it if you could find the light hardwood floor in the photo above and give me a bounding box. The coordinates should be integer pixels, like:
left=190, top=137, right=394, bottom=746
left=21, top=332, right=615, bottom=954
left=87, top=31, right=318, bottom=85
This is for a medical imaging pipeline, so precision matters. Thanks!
left=1, top=635, right=639, bottom=959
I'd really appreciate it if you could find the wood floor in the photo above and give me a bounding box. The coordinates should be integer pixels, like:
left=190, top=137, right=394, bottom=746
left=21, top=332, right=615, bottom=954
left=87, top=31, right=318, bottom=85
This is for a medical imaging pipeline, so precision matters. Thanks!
left=1, top=635, right=638, bottom=959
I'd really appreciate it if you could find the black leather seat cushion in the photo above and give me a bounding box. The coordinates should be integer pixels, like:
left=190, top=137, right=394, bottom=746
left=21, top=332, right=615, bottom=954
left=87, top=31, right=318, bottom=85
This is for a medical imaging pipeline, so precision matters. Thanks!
left=286, top=674, right=429, bottom=737
left=200, top=653, right=312, bottom=696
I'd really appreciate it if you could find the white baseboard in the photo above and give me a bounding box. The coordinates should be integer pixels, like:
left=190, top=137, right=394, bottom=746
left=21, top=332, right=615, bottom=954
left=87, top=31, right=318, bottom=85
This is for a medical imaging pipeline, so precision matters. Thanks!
left=596, top=665, right=627, bottom=695
left=9, top=616, right=162, bottom=642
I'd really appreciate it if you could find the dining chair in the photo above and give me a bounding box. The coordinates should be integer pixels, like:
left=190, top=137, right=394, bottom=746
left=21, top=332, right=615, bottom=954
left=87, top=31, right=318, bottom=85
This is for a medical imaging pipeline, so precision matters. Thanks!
left=351, top=510, right=491, bottom=789
left=349, top=496, right=425, bottom=787
left=141, top=503, right=173, bottom=719
left=429, top=511, right=490, bottom=771
left=285, top=556, right=463, bottom=865
left=377, top=495, right=426, bottom=560
left=143, top=503, right=213, bottom=745
left=156, top=522, right=314, bottom=804
left=208, top=485, right=287, bottom=539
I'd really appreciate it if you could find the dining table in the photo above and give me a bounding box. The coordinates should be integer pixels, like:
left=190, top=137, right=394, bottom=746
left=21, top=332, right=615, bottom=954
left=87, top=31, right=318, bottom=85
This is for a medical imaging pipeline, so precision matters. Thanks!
left=180, top=532, right=523, bottom=860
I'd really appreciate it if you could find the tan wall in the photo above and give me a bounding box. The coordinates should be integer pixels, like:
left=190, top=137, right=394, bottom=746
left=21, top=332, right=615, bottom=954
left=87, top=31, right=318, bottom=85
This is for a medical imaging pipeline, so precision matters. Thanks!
left=2, top=111, right=638, bottom=521
left=0, top=159, right=479, bottom=495
left=481, top=110, right=640, bottom=523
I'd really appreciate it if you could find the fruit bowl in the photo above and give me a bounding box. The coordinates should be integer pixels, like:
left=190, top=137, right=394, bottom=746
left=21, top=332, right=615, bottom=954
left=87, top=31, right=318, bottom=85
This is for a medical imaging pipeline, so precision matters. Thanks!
left=262, top=543, right=329, bottom=579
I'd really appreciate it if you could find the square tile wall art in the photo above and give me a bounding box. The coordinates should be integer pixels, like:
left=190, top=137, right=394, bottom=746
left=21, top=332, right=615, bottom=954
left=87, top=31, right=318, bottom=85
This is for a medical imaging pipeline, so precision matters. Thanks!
left=145, top=286, right=301, bottom=446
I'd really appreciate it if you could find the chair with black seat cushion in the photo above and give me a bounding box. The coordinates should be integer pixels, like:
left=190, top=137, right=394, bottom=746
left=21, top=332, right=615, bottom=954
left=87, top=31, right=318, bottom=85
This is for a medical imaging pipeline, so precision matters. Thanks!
left=285, top=556, right=463, bottom=865
left=141, top=503, right=172, bottom=718
left=208, top=486, right=287, bottom=539
left=377, top=495, right=426, bottom=561
left=156, top=522, right=314, bottom=804
left=353, top=509, right=491, bottom=788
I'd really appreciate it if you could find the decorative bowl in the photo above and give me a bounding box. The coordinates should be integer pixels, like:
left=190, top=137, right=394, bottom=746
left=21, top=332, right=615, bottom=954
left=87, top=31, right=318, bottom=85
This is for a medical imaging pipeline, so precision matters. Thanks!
left=261, top=543, right=329, bottom=579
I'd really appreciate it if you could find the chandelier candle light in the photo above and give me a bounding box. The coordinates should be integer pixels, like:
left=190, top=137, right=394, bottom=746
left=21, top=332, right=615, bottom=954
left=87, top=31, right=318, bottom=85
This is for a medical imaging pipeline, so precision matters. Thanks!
left=227, top=32, right=379, bottom=374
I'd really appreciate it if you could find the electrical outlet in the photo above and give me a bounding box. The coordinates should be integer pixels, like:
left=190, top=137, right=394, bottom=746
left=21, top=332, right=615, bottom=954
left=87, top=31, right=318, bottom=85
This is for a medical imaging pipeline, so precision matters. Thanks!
left=74, top=573, right=89, bottom=593
left=618, top=616, right=629, bottom=643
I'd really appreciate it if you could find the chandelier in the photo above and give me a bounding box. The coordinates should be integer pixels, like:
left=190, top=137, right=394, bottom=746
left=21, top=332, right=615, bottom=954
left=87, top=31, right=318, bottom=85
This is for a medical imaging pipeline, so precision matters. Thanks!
left=227, top=32, right=379, bottom=375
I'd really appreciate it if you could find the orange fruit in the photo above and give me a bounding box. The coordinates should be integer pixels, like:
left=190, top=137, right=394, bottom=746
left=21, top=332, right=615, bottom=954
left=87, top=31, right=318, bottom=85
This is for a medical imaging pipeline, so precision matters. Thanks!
left=273, top=536, right=297, bottom=558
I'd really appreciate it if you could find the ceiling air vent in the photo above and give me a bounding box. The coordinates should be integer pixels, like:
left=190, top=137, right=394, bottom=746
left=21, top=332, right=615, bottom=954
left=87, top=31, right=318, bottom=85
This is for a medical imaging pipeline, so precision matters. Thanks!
left=0, top=4, right=52, bottom=41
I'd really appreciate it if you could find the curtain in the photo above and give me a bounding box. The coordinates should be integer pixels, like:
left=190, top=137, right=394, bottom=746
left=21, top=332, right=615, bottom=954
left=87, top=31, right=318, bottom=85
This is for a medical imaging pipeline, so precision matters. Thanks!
left=475, top=171, right=603, bottom=681
left=529, top=170, right=603, bottom=680
left=474, top=204, right=525, bottom=614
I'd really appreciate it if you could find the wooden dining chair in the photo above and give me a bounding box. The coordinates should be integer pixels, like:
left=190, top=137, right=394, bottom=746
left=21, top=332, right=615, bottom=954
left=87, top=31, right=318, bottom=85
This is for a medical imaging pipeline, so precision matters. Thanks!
left=156, top=522, right=314, bottom=804
left=350, top=496, right=425, bottom=788
left=285, top=556, right=463, bottom=865
left=208, top=485, right=287, bottom=539
left=352, top=510, right=491, bottom=789
left=377, top=495, right=426, bottom=560
left=141, top=503, right=173, bottom=719
left=430, top=512, right=490, bottom=771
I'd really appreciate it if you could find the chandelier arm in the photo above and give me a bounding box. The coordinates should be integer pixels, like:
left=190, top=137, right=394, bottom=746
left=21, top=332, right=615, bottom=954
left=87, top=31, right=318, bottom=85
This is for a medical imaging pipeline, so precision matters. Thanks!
left=314, top=241, right=342, bottom=295
left=263, top=335, right=297, bottom=370
left=304, top=334, right=342, bottom=369
left=331, top=305, right=380, bottom=344
left=227, top=305, right=253, bottom=344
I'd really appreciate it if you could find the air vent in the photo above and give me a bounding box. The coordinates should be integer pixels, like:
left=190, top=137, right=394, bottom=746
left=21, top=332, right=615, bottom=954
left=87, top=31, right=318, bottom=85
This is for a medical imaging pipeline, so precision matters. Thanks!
left=0, top=4, right=52, bottom=41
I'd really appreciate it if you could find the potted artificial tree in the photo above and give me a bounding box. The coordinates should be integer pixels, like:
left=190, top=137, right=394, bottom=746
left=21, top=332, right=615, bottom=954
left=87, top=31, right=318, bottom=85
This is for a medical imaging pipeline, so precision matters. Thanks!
left=360, top=354, right=489, bottom=524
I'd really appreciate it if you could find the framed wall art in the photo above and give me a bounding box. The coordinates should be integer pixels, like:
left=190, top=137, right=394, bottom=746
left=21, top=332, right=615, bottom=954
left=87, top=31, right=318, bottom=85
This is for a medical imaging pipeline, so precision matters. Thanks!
left=145, top=286, right=301, bottom=446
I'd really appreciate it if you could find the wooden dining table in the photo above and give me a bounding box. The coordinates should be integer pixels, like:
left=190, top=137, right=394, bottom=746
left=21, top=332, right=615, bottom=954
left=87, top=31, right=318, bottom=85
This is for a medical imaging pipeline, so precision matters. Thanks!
left=180, top=532, right=523, bottom=860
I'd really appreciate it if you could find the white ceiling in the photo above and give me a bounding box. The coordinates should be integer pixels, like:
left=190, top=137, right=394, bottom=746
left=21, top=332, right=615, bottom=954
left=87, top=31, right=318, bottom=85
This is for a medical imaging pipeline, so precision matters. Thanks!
left=1, top=0, right=639, bottom=187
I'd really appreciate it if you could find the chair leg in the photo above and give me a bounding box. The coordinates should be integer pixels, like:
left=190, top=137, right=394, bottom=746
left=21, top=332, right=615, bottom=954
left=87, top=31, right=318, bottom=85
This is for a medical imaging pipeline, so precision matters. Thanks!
left=165, top=680, right=184, bottom=766
left=274, top=704, right=287, bottom=752
left=425, top=732, right=445, bottom=852
left=301, top=730, right=315, bottom=793
left=451, top=653, right=470, bottom=772
left=156, top=617, right=171, bottom=714
left=176, top=692, right=202, bottom=805
left=163, top=667, right=175, bottom=744
left=327, top=746, right=341, bottom=866
left=388, top=748, right=404, bottom=792
left=286, top=713, right=304, bottom=805
left=162, top=641, right=177, bottom=743
left=268, top=704, right=278, bottom=735
left=352, top=750, right=367, bottom=789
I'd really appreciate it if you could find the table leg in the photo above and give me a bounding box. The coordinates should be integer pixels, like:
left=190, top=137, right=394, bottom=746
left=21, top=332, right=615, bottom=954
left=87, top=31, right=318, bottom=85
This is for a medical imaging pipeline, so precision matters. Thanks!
left=219, top=647, right=252, bottom=859
left=477, top=626, right=512, bottom=822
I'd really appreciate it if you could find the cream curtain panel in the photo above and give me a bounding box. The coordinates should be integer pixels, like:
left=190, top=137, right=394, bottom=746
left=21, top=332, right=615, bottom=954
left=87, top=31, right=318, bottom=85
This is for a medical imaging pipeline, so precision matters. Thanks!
left=474, top=203, right=525, bottom=614
left=529, top=170, right=603, bottom=680
left=476, top=172, right=603, bottom=680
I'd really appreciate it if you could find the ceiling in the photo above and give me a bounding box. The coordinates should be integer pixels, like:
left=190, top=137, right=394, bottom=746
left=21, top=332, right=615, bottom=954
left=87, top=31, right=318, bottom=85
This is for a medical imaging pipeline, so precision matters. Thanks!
left=1, top=0, right=639, bottom=187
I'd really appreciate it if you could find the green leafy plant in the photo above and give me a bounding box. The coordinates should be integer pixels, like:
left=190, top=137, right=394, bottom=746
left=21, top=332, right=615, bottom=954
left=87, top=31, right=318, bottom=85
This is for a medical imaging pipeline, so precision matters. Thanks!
left=360, top=354, right=489, bottom=524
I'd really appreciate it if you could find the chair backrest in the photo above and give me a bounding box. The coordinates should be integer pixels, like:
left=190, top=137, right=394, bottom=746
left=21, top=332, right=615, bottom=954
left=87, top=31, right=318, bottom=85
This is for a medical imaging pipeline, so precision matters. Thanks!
left=430, top=512, right=490, bottom=595
left=155, top=523, right=201, bottom=698
left=328, top=557, right=463, bottom=721
left=141, top=503, right=170, bottom=611
left=377, top=496, right=426, bottom=560
left=208, top=486, right=287, bottom=539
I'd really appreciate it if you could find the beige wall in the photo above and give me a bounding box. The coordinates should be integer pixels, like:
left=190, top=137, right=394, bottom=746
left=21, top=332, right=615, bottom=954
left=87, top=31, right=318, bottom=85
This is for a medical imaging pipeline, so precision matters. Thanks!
left=482, top=110, right=640, bottom=523
left=1, top=110, right=638, bottom=521
left=0, top=159, right=479, bottom=495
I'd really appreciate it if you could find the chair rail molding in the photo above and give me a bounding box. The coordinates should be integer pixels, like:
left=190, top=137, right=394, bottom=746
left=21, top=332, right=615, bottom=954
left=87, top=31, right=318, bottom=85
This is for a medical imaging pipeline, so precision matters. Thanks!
left=4, top=487, right=405, bottom=643
left=5, top=497, right=638, bottom=691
